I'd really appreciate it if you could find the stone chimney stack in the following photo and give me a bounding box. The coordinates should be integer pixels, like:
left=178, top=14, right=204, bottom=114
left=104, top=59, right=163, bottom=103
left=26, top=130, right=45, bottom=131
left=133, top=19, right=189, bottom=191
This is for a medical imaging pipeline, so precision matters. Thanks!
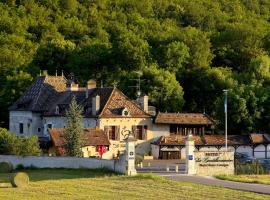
left=92, top=95, right=100, bottom=116
left=66, top=80, right=79, bottom=91
left=86, top=79, right=96, bottom=98
left=137, top=95, right=148, bottom=113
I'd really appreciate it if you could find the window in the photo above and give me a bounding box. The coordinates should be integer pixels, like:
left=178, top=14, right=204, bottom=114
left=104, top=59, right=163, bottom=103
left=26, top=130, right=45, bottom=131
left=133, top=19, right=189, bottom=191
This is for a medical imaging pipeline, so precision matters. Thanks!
left=19, top=123, right=23, bottom=134
left=134, top=125, right=147, bottom=140
left=55, top=106, right=59, bottom=114
left=47, top=124, right=53, bottom=129
left=135, top=126, right=143, bottom=140
left=37, top=128, right=41, bottom=133
left=108, top=126, right=116, bottom=140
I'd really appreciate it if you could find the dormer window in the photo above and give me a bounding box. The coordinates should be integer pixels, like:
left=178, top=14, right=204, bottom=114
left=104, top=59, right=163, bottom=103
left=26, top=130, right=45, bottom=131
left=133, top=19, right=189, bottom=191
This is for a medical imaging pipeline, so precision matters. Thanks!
left=122, top=108, right=130, bottom=117
left=55, top=106, right=59, bottom=115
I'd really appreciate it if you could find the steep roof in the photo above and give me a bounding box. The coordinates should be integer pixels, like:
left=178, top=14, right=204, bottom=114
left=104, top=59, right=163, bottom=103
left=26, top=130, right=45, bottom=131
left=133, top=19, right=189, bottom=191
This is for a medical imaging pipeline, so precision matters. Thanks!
left=9, top=76, right=67, bottom=111
left=49, top=128, right=110, bottom=147
left=43, top=87, right=114, bottom=117
left=10, top=75, right=149, bottom=118
left=100, top=88, right=151, bottom=118
left=155, top=112, right=214, bottom=125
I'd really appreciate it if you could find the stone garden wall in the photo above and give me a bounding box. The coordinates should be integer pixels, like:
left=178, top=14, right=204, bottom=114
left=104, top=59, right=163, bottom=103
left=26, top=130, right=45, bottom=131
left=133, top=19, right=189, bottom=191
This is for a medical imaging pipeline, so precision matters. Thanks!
left=0, top=155, right=126, bottom=174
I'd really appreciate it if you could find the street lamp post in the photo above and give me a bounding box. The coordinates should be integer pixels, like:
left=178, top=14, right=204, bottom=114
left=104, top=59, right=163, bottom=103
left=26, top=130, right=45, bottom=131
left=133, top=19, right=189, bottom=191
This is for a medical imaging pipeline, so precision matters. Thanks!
left=223, top=89, right=228, bottom=150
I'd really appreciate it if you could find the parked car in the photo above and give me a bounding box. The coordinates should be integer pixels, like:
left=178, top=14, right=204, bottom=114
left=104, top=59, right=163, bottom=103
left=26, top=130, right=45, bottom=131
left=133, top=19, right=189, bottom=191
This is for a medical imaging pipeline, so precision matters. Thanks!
left=235, top=152, right=256, bottom=163
left=258, top=159, right=270, bottom=172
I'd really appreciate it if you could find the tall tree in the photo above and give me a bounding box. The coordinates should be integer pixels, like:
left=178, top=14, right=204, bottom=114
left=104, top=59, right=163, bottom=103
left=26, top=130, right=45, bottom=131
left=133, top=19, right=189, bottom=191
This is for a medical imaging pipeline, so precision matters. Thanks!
left=64, top=97, right=84, bottom=157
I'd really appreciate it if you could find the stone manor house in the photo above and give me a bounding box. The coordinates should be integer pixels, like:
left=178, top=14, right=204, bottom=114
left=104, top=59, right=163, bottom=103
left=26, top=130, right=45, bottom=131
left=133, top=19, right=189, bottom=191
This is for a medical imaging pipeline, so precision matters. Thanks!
left=9, top=74, right=270, bottom=159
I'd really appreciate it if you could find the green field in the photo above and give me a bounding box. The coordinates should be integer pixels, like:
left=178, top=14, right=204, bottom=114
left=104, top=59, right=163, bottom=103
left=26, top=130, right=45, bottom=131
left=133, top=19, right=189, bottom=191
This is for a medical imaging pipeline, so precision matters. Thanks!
left=216, top=174, right=270, bottom=185
left=0, top=169, right=269, bottom=200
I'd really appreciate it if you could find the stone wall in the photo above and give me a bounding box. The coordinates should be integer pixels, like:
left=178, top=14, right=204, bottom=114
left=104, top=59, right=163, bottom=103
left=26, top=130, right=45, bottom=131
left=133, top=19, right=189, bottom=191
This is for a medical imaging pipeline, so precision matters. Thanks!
left=0, top=155, right=125, bottom=174
left=194, top=150, right=234, bottom=175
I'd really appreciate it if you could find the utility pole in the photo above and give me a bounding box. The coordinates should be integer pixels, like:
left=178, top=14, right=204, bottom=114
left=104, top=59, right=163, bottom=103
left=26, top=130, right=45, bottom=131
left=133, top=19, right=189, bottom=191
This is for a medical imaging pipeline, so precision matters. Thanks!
left=223, top=89, right=228, bottom=150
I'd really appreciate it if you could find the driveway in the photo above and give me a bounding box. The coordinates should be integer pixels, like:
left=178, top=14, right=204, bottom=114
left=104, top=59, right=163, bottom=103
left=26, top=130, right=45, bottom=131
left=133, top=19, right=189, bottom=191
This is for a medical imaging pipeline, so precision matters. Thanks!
left=157, top=173, right=270, bottom=195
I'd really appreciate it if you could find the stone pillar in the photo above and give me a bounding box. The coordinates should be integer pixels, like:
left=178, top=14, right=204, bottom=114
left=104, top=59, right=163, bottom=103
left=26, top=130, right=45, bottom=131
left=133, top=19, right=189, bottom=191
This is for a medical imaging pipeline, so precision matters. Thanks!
left=185, top=134, right=196, bottom=175
left=125, top=134, right=137, bottom=176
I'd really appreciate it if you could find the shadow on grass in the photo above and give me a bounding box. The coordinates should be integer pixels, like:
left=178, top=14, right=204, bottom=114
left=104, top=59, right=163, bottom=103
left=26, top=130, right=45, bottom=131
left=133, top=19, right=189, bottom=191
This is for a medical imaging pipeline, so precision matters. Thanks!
left=0, top=168, right=119, bottom=182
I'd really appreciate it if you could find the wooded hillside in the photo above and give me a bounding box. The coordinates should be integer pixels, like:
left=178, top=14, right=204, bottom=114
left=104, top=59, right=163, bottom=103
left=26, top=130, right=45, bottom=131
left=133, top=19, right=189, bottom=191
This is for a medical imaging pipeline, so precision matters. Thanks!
left=1, top=0, right=270, bottom=134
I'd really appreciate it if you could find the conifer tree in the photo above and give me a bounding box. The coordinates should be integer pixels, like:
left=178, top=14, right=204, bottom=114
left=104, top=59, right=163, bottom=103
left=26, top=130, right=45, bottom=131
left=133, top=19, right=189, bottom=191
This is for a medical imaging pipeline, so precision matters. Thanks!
left=64, top=96, right=84, bottom=157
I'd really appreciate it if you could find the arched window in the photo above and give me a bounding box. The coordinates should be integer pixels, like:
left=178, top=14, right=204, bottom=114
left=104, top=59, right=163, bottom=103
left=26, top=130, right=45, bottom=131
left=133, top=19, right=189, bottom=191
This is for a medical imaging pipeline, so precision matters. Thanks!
left=55, top=106, right=59, bottom=115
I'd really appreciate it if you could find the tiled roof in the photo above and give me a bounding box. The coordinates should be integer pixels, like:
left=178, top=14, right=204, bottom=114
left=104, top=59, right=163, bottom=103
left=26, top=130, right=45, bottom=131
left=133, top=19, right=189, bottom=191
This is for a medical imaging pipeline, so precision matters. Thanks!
left=155, top=112, right=214, bottom=125
left=9, top=76, right=67, bottom=111
left=154, top=135, right=253, bottom=146
left=250, top=133, right=270, bottom=144
left=99, top=88, right=151, bottom=118
left=49, top=128, right=110, bottom=147
left=10, top=75, right=149, bottom=118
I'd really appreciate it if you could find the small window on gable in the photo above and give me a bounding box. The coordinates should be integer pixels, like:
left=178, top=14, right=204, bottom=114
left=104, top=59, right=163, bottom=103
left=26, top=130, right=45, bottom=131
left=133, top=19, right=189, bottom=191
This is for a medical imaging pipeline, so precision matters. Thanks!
left=122, top=108, right=130, bottom=117
left=55, top=106, right=59, bottom=115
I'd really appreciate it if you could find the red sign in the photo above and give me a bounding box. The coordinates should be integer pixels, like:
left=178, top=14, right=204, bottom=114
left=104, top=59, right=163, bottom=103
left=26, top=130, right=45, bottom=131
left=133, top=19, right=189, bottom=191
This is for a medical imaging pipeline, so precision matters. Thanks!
left=98, top=145, right=106, bottom=159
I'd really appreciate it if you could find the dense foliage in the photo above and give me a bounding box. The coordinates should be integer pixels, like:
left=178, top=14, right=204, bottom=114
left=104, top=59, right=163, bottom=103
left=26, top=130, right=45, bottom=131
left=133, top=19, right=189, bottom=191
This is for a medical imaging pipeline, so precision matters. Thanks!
left=1, top=0, right=270, bottom=134
left=0, top=128, right=41, bottom=156
left=64, top=97, right=84, bottom=157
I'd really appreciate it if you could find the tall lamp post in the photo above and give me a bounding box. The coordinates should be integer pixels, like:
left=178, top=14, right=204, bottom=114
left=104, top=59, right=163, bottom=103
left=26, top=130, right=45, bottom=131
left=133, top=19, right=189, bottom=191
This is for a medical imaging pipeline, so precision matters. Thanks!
left=223, top=89, right=228, bottom=150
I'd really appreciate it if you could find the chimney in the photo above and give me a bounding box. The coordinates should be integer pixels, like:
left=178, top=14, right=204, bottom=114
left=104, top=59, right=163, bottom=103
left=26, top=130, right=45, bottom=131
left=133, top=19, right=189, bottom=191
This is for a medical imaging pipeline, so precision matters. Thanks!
left=66, top=80, right=79, bottom=91
left=86, top=79, right=96, bottom=98
left=137, top=95, right=148, bottom=113
left=92, top=95, right=100, bottom=116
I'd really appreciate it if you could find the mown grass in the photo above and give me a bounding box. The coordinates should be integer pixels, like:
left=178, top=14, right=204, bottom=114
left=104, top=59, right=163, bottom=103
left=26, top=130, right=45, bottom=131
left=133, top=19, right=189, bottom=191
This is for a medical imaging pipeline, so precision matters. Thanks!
left=216, top=174, right=270, bottom=185
left=0, top=169, right=269, bottom=200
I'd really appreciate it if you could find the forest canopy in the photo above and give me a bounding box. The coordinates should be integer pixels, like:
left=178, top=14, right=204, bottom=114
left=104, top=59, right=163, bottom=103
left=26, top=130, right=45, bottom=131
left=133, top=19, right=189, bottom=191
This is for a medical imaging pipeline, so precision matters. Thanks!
left=1, top=0, right=270, bottom=134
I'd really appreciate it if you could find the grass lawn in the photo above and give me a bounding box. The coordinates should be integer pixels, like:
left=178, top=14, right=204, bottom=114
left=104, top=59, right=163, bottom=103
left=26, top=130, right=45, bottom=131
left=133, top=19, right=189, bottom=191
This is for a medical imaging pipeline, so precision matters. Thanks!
left=216, top=174, right=270, bottom=185
left=0, top=169, right=269, bottom=200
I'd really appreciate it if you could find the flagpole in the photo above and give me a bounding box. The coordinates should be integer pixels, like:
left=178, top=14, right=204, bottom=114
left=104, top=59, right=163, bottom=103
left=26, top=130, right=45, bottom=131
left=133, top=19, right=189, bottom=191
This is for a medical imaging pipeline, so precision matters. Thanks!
left=223, top=89, right=228, bottom=150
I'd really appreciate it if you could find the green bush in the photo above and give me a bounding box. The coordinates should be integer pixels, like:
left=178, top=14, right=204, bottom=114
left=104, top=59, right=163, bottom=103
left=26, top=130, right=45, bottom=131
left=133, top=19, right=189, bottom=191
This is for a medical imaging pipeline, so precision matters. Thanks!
left=135, top=154, right=143, bottom=165
left=0, top=162, right=13, bottom=173
left=235, top=161, right=265, bottom=175
left=10, top=172, right=29, bottom=188
left=0, top=128, right=41, bottom=156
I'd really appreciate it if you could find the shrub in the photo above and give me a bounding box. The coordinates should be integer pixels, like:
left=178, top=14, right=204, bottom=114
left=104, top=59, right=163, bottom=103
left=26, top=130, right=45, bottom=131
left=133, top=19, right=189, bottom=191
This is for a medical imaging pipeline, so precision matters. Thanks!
left=0, top=128, right=41, bottom=156
left=0, top=162, right=13, bottom=173
left=135, top=154, right=143, bottom=165
left=235, top=160, right=265, bottom=175
left=10, top=172, right=29, bottom=188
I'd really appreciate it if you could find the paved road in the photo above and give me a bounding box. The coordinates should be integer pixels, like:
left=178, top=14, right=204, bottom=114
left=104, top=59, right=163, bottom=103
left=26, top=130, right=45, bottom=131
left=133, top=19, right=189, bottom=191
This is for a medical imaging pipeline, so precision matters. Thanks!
left=157, top=173, right=270, bottom=195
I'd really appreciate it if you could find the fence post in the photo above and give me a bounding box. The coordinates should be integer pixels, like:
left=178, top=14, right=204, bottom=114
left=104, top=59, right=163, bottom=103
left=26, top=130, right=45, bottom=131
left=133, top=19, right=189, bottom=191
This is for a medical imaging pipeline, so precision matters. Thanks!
left=175, top=165, right=178, bottom=173
left=166, top=165, right=169, bottom=172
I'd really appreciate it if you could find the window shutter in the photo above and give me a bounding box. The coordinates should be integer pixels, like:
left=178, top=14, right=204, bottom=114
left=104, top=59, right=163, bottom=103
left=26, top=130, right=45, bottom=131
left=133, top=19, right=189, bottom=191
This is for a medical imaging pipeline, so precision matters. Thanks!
left=104, top=126, right=109, bottom=139
left=116, top=126, right=120, bottom=140
left=132, top=125, right=136, bottom=138
left=143, top=125, right=147, bottom=140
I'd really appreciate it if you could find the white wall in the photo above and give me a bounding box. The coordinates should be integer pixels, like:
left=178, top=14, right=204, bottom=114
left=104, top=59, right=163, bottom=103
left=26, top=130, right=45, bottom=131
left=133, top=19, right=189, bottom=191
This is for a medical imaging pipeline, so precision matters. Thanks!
left=268, top=144, right=270, bottom=159
left=254, top=144, right=267, bottom=159
left=151, top=144, right=159, bottom=159
left=9, top=111, right=42, bottom=137
left=235, top=146, right=253, bottom=157
left=0, top=155, right=125, bottom=174
left=43, top=117, right=97, bottom=135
